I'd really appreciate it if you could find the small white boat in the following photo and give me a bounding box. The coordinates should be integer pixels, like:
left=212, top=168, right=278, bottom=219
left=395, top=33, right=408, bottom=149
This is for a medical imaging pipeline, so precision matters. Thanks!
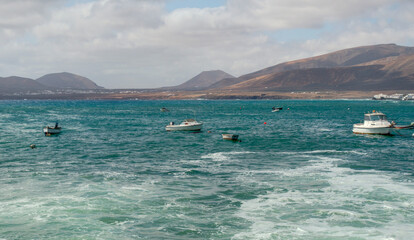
left=160, top=107, right=169, bottom=112
left=353, top=111, right=392, bottom=135
left=43, top=122, right=61, bottom=135
left=222, top=134, right=239, bottom=141
left=166, top=119, right=203, bottom=131
left=272, top=107, right=283, bottom=112
left=392, top=122, right=414, bottom=130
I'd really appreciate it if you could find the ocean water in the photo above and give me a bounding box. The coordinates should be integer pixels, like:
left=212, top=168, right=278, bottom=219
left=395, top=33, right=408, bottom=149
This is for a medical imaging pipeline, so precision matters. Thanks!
left=0, top=99, right=413, bottom=240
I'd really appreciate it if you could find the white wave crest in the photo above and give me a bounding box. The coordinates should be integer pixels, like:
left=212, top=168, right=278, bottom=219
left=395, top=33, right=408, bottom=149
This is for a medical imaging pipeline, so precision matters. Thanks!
left=233, top=155, right=414, bottom=239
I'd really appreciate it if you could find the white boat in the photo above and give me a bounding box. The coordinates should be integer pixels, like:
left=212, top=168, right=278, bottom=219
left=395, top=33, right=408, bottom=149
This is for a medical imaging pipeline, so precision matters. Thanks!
left=43, top=123, right=61, bottom=135
left=222, top=134, right=239, bottom=141
left=353, top=111, right=392, bottom=135
left=165, top=119, right=203, bottom=131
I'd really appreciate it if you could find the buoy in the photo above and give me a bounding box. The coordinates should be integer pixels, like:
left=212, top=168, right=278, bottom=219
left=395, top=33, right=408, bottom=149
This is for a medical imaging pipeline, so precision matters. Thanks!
left=30, top=144, right=36, bottom=149
left=207, top=131, right=211, bottom=133
left=373, top=110, right=376, bottom=113
left=264, top=122, right=267, bottom=124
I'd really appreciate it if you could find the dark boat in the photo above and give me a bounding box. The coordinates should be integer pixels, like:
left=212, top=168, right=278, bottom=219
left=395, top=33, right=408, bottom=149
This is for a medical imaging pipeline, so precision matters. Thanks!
left=272, top=107, right=283, bottom=112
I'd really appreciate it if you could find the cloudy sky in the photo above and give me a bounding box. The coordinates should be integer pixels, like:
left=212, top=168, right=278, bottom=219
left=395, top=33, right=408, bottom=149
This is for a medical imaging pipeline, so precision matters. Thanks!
left=1, top=0, right=413, bottom=88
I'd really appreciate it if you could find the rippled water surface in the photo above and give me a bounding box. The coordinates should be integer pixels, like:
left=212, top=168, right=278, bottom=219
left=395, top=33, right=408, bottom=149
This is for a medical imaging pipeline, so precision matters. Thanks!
left=0, top=100, right=413, bottom=239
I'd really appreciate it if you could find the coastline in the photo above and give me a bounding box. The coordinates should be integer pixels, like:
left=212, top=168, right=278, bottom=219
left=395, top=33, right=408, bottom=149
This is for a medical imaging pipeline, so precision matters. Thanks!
left=1, top=90, right=413, bottom=100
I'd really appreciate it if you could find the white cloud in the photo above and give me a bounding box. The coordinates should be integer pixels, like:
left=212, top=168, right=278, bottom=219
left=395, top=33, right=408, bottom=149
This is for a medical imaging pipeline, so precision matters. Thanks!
left=0, top=0, right=413, bottom=88
left=0, top=0, right=59, bottom=28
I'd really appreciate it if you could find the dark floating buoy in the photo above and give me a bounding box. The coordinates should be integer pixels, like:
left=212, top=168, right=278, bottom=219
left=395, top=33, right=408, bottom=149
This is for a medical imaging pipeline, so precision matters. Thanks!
left=30, top=144, right=36, bottom=149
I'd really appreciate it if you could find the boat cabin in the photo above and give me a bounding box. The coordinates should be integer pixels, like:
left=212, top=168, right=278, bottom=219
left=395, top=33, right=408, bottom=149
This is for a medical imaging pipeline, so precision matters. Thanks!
left=353, top=111, right=392, bottom=135
left=364, top=113, right=387, bottom=122
left=362, top=112, right=391, bottom=127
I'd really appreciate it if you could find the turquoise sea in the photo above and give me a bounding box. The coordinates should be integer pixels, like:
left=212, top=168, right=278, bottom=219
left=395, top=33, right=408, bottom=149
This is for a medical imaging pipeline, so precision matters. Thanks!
left=0, top=100, right=413, bottom=239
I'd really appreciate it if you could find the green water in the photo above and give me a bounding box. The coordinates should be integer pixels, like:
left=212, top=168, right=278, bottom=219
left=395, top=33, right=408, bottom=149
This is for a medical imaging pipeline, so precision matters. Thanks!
left=0, top=100, right=413, bottom=239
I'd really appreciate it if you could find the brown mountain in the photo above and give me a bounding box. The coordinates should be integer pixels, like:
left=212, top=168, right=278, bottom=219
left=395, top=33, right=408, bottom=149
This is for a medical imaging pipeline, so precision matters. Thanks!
left=210, top=43, right=414, bottom=91
left=36, top=72, right=103, bottom=90
left=0, top=76, right=48, bottom=93
left=168, top=70, right=234, bottom=90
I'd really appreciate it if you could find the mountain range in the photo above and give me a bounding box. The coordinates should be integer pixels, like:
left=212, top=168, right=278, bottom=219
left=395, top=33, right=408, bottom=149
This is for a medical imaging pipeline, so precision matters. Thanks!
left=2, top=43, right=414, bottom=96
left=0, top=72, right=103, bottom=93
left=172, top=43, right=414, bottom=91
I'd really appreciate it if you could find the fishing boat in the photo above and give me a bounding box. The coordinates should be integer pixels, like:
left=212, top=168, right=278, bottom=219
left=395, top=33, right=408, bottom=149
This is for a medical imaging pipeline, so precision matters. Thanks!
left=353, top=111, right=414, bottom=135
left=222, top=134, right=239, bottom=141
left=272, top=107, right=283, bottom=112
left=165, top=119, right=203, bottom=131
left=353, top=111, right=393, bottom=135
left=43, top=122, right=61, bottom=136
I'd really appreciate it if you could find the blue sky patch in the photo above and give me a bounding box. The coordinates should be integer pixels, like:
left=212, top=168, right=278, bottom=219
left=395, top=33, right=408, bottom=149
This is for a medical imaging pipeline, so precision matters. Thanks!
left=166, top=0, right=226, bottom=11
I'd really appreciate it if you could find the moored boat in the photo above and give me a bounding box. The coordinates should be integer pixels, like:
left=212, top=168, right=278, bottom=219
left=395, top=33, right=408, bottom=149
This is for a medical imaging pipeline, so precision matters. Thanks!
left=165, top=119, right=202, bottom=131
left=353, top=111, right=392, bottom=135
left=392, top=122, right=414, bottom=129
left=43, top=122, right=61, bottom=136
left=222, top=134, right=239, bottom=141
left=272, top=107, right=283, bottom=112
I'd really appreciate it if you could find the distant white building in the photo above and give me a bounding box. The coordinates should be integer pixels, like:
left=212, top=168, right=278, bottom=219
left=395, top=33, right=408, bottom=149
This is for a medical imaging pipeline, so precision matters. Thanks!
left=373, top=93, right=414, bottom=100
left=403, top=94, right=414, bottom=100
left=388, top=94, right=404, bottom=100
left=373, top=93, right=388, bottom=100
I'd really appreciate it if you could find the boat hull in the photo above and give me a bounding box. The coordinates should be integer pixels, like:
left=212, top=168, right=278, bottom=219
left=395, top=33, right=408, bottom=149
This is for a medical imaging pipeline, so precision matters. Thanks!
left=222, top=134, right=239, bottom=140
left=165, top=124, right=202, bottom=131
left=43, top=127, right=61, bottom=135
left=352, top=124, right=390, bottom=135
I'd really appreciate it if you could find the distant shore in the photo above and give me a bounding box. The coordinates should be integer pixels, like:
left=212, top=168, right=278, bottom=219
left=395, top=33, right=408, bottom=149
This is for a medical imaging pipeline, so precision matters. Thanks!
left=1, top=90, right=413, bottom=100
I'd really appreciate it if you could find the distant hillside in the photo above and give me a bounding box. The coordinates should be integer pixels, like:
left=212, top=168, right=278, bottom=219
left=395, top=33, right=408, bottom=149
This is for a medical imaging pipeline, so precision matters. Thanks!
left=36, top=72, right=103, bottom=90
left=168, top=70, right=234, bottom=90
left=0, top=76, right=48, bottom=93
left=239, top=43, right=414, bottom=82
left=210, top=43, right=414, bottom=91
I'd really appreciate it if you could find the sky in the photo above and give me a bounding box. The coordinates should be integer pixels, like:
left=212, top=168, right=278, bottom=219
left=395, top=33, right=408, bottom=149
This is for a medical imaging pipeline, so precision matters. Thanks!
left=1, top=0, right=414, bottom=89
